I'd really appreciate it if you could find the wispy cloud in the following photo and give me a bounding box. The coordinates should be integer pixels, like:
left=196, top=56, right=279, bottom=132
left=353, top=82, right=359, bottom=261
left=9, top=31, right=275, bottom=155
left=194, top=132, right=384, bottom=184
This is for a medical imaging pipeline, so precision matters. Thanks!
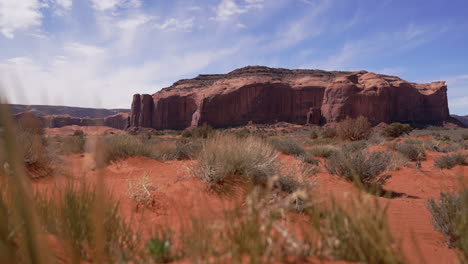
left=212, top=0, right=264, bottom=21
left=88, top=0, right=140, bottom=11
left=0, top=0, right=43, bottom=38
left=155, top=18, right=194, bottom=32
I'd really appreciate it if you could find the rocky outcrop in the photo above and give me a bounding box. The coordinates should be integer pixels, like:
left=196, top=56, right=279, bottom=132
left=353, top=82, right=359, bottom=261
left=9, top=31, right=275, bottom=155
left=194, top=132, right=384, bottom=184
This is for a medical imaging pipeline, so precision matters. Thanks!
left=129, top=66, right=451, bottom=130
left=104, top=113, right=130, bottom=130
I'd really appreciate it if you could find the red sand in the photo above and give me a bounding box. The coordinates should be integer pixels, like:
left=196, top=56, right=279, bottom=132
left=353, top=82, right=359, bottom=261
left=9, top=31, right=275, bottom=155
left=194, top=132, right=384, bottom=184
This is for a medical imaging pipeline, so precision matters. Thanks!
left=33, top=129, right=467, bottom=263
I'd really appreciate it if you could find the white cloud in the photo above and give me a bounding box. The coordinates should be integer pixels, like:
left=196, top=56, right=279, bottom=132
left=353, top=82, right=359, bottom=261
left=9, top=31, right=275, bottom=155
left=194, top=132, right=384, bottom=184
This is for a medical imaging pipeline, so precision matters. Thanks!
left=89, top=0, right=140, bottom=11
left=0, top=0, right=43, bottom=38
left=63, top=42, right=105, bottom=56
left=117, top=14, right=153, bottom=30
left=155, top=18, right=194, bottom=32
left=213, top=0, right=263, bottom=21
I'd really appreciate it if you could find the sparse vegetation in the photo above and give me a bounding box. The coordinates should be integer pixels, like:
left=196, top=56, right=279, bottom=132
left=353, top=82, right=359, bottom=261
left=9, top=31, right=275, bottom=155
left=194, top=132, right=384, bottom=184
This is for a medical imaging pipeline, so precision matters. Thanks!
left=381, top=123, right=413, bottom=138
left=336, top=116, right=372, bottom=141
left=326, top=149, right=391, bottom=189
left=309, top=145, right=339, bottom=158
left=181, top=123, right=213, bottom=139
left=428, top=189, right=468, bottom=261
left=396, top=142, right=426, bottom=161
left=434, top=153, right=468, bottom=169
left=463, top=134, right=468, bottom=140
left=127, top=172, right=155, bottom=210
left=311, top=196, right=404, bottom=264
left=270, top=138, right=306, bottom=156
left=192, top=133, right=278, bottom=191
left=321, top=127, right=337, bottom=139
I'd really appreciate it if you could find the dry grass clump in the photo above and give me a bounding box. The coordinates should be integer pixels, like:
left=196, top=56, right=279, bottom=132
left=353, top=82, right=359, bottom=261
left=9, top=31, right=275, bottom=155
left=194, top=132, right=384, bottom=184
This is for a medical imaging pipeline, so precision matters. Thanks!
left=321, top=127, right=337, bottom=139
left=102, top=134, right=156, bottom=162
left=463, top=134, right=468, bottom=140
left=434, top=153, right=468, bottom=169
left=381, top=123, right=413, bottom=138
left=35, top=182, right=141, bottom=262
left=396, top=142, right=426, bottom=161
left=336, top=116, right=372, bottom=141
left=310, top=196, right=403, bottom=264
left=192, top=133, right=278, bottom=191
left=428, top=189, right=468, bottom=262
left=127, top=172, right=156, bottom=210
left=309, top=145, right=339, bottom=158
left=270, top=138, right=306, bottom=157
left=181, top=123, right=214, bottom=139
left=326, top=149, right=391, bottom=189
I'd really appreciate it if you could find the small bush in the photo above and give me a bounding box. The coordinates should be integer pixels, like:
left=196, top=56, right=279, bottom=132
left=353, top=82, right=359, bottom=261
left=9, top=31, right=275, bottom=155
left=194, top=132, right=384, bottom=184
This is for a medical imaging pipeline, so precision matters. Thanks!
left=192, top=134, right=278, bottom=191
left=148, top=233, right=174, bottom=263
left=103, top=134, right=156, bottom=163
left=462, top=134, right=468, bottom=140
left=396, top=143, right=426, bottom=161
left=311, top=197, right=403, bottom=264
left=434, top=153, right=468, bottom=169
left=342, top=140, right=368, bottom=153
left=310, top=130, right=319, bottom=139
left=127, top=173, right=155, bottom=209
left=336, top=116, right=372, bottom=141
left=326, top=149, right=391, bottom=187
left=427, top=189, right=468, bottom=260
left=321, top=127, right=337, bottom=139
left=310, top=146, right=339, bottom=158
left=381, top=123, right=413, bottom=138
left=183, top=123, right=213, bottom=139
left=73, top=130, right=85, bottom=137
left=270, top=138, right=306, bottom=157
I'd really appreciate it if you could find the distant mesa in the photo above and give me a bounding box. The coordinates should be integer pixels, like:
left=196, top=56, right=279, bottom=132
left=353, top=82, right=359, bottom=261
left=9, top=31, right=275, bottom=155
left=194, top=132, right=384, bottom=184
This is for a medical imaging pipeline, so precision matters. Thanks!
left=129, top=65, right=460, bottom=130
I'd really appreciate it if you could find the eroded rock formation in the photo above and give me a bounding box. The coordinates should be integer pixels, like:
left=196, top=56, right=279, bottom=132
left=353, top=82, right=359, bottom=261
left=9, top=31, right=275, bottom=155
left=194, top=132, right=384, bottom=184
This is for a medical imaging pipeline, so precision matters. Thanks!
left=130, top=66, right=451, bottom=130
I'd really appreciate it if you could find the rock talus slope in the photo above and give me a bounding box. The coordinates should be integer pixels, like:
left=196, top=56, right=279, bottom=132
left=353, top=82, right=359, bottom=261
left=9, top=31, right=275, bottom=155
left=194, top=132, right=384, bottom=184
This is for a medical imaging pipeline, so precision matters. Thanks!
left=130, top=66, right=451, bottom=129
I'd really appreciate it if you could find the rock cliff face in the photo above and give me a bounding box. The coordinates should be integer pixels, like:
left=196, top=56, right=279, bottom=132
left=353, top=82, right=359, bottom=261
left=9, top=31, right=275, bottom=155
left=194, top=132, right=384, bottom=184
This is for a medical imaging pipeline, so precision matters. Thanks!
left=129, top=66, right=451, bottom=129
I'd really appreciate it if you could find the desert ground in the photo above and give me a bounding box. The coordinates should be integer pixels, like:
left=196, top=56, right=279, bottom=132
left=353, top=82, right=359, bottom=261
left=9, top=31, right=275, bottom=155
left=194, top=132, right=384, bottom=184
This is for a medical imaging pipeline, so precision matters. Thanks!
left=1, top=115, right=467, bottom=264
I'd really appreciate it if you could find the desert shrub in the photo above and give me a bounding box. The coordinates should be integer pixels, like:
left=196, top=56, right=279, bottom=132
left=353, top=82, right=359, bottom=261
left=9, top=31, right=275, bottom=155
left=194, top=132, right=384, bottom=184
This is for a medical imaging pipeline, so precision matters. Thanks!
left=270, top=138, right=306, bottom=157
left=35, top=182, right=140, bottom=262
left=381, top=123, right=413, bottom=138
left=310, top=130, right=319, bottom=139
left=463, top=134, right=468, bottom=140
left=232, top=128, right=251, bottom=138
left=310, top=146, right=339, bottom=158
left=311, top=197, right=403, bottom=264
left=299, top=154, right=320, bottom=165
left=182, top=123, right=213, bottom=139
left=396, top=143, right=426, bottom=161
left=170, top=139, right=203, bottom=160
left=127, top=173, right=155, bottom=210
left=326, top=149, right=391, bottom=187
left=103, top=134, right=156, bottom=162
left=427, top=189, right=468, bottom=261
left=434, top=153, right=468, bottom=169
left=321, top=127, right=337, bottom=139
left=73, top=130, right=85, bottom=137
left=342, top=140, right=368, bottom=153
left=336, top=116, right=372, bottom=141
left=192, top=134, right=278, bottom=191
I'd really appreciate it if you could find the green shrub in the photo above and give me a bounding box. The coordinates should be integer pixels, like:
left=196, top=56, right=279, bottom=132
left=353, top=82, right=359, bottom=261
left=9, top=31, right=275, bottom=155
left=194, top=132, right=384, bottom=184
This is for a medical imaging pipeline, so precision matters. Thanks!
left=270, top=138, right=306, bottom=157
left=310, top=146, right=339, bottom=158
left=434, top=153, right=468, bottom=169
left=326, top=150, right=391, bottom=187
left=381, top=123, right=413, bottom=138
left=148, top=233, right=174, bottom=263
left=321, top=127, right=337, bottom=139
left=427, top=189, right=468, bottom=261
left=342, top=140, right=368, bottom=153
left=336, top=116, right=372, bottom=141
left=396, top=143, right=426, bottom=161
left=192, top=134, right=278, bottom=191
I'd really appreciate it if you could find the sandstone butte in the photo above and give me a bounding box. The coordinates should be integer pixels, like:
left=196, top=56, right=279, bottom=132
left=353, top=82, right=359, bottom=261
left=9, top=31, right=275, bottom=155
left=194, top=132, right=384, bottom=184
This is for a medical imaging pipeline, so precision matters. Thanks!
left=129, top=66, right=455, bottom=130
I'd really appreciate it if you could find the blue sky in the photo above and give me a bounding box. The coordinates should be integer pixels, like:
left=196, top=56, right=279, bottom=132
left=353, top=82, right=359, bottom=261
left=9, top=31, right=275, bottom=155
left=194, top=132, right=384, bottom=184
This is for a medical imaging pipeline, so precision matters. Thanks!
left=0, top=0, right=467, bottom=115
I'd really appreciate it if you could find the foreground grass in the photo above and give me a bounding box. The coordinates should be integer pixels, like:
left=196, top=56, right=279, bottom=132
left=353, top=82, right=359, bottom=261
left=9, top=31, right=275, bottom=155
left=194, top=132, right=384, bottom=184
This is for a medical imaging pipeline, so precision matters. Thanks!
left=428, top=188, right=468, bottom=262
